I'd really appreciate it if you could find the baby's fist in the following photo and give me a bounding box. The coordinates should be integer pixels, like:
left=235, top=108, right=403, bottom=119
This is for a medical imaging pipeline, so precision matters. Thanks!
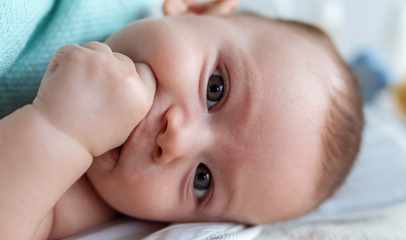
left=33, top=42, right=156, bottom=156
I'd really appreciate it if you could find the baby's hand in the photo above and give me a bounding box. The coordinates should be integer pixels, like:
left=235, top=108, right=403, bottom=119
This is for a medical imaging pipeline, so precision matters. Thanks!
left=33, top=42, right=156, bottom=156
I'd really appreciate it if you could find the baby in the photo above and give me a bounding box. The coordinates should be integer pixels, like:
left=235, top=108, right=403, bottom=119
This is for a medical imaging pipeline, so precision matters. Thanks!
left=0, top=0, right=364, bottom=239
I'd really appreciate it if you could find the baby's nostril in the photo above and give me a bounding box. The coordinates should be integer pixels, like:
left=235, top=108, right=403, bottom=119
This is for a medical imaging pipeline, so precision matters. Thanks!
left=164, top=119, right=168, bottom=133
left=158, top=147, right=162, bottom=157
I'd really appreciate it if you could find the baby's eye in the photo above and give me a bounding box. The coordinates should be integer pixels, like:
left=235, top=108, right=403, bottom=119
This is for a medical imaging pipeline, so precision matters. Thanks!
left=207, top=70, right=224, bottom=109
left=194, top=163, right=212, bottom=198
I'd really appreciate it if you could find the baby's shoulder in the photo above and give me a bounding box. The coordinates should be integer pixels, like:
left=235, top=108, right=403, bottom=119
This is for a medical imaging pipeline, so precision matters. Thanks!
left=47, top=176, right=117, bottom=239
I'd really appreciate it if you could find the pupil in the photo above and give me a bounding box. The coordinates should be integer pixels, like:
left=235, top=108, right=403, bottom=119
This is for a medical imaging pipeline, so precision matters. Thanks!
left=194, top=163, right=211, bottom=190
left=209, top=84, right=220, bottom=93
left=197, top=172, right=208, bottom=180
left=206, top=74, right=224, bottom=104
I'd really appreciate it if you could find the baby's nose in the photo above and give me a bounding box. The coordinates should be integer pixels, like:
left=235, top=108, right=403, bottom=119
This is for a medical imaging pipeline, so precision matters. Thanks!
left=154, top=106, right=196, bottom=165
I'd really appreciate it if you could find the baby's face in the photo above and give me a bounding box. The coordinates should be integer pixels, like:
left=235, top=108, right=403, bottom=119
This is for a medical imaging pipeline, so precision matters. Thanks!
left=87, top=13, right=334, bottom=224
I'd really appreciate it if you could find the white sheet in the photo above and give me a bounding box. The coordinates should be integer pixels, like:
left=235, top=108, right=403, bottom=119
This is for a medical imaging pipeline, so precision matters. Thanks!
left=62, top=219, right=262, bottom=240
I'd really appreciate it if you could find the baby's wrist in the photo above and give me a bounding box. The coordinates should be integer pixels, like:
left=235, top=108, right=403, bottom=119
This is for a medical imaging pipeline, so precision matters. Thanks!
left=24, top=104, right=93, bottom=160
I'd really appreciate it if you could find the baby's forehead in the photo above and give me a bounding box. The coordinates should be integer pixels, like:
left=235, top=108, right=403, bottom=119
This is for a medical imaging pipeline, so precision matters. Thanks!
left=250, top=24, right=336, bottom=98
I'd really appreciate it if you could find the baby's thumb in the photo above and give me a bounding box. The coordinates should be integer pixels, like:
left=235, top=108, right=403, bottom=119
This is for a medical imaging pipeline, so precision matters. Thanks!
left=134, top=63, right=157, bottom=104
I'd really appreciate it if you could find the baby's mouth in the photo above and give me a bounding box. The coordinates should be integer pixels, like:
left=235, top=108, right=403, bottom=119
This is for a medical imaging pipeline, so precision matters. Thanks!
left=109, top=145, right=123, bottom=162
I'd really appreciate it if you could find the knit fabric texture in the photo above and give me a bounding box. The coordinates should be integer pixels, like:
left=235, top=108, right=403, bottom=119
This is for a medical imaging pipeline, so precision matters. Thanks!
left=0, top=0, right=158, bottom=118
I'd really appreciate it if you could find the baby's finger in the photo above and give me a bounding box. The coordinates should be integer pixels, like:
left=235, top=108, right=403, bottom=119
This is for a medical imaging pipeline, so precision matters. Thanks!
left=82, top=41, right=112, bottom=55
left=45, top=44, right=81, bottom=73
left=113, top=52, right=136, bottom=72
left=134, top=63, right=157, bottom=97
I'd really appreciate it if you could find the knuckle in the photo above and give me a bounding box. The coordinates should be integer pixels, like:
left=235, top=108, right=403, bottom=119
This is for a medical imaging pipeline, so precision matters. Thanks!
left=60, top=43, right=80, bottom=51
left=83, top=41, right=111, bottom=53
left=65, top=52, right=81, bottom=64
left=98, top=42, right=111, bottom=51
left=95, top=51, right=109, bottom=63
left=82, top=41, right=100, bottom=48
left=64, top=46, right=85, bottom=63
left=53, top=44, right=77, bottom=57
left=120, top=69, right=136, bottom=86
left=113, top=52, right=131, bottom=62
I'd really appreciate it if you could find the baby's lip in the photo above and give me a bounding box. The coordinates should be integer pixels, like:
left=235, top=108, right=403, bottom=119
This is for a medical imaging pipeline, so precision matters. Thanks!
left=109, top=145, right=122, bottom=162
left=119, top=124, right=142, bottom=163
left=110, top=123, right=139, bottom=163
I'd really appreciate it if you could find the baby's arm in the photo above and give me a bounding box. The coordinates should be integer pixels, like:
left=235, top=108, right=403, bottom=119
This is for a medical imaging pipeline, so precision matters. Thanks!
left=0, top=42, right=155, bottom=239
left=40, top=176, right=116, bottom=239
left=0, top=104, right=93, bottom=240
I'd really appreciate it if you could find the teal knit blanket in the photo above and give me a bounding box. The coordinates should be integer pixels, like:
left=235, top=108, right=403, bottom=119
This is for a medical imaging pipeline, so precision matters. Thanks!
left=0, top=0, right=158, bottom=118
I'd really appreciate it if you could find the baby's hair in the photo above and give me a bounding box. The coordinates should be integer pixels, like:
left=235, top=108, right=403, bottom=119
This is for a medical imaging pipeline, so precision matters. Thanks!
left=276, top=19, right=364, bottom=204
left=318, top=46, right=364, bottom=203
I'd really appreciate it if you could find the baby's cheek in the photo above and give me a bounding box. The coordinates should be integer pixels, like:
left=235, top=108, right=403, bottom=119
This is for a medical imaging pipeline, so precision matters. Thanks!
left=109, top=179, right=178, bottom=221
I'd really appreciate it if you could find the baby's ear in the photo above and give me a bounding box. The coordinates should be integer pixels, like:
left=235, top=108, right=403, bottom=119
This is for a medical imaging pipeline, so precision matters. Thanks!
left=163, top=0, right=238, bottom=16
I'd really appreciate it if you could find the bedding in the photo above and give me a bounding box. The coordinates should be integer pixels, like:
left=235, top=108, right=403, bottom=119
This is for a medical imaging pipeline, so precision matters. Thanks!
left=62, top=219, right=262, bottom=240
left=0, top=0, right=159, bottom=118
